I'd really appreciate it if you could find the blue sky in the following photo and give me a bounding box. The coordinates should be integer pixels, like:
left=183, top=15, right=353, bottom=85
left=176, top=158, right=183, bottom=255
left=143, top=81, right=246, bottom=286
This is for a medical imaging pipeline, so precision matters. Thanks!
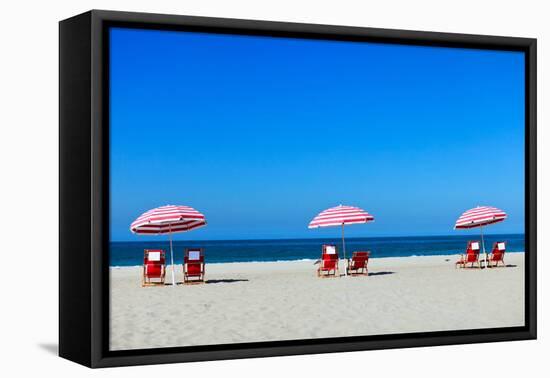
left=110, top=27, right=525, bottom=241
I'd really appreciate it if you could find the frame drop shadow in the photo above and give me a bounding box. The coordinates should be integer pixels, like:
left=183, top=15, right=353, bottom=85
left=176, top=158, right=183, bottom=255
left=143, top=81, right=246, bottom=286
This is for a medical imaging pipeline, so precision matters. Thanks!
left=38, top=343, right=58, bottom=355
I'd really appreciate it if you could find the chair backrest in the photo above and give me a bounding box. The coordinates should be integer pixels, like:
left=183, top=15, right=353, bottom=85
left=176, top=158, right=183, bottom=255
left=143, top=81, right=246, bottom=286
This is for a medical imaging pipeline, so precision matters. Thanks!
left=491, top=242, right=506, bottom=260
left=468, top=241, right=480, bottom=252
left=351, top=251, right=370, bottom=268
left=184, top=248, right=204, bottom=275
left=465, top=241, right=480, bottom=262
left=144, top=249, right=165, bottom=265
left=184, top=248, right=204, bottom=263
left=322, top=245, right=338, bottom=260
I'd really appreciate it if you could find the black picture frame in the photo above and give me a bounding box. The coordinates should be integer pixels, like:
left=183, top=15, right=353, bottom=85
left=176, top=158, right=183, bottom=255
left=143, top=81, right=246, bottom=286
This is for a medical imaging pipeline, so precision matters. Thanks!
left=59, top=9, right=537, bottom=368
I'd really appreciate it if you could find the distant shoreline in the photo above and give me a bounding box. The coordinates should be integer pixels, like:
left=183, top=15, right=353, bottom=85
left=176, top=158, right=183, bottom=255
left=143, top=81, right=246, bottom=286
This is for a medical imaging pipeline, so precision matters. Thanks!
left=110, top=250, right=525, bottom=268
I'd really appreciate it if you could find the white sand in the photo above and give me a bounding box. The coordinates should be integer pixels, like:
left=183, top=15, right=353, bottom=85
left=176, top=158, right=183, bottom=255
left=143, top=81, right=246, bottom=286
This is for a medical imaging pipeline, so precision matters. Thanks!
left=109, top=253, right=525, bottom=351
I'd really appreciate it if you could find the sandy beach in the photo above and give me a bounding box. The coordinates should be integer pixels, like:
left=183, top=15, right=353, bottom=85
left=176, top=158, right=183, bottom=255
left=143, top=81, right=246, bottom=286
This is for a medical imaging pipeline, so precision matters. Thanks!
left=110, top=253, right=525, bottom=351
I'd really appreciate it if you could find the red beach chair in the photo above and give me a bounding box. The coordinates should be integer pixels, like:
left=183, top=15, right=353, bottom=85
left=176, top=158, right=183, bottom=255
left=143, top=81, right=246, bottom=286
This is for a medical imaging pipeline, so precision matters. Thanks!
left=142, top=249, right=166, bottom=286
left=487, top=241, right=506, bottom=267
left=347, top=251, right=370, bottom=276
left=183, top=248, right=205, bottom=284
left=317, top=245, right=339, bottom=277
left=455, top=241, right=481, bottom=269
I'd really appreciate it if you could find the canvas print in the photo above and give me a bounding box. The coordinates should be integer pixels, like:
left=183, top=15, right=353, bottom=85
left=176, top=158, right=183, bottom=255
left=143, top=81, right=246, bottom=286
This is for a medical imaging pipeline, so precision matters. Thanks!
left=109, top=27, right=525, bottom=351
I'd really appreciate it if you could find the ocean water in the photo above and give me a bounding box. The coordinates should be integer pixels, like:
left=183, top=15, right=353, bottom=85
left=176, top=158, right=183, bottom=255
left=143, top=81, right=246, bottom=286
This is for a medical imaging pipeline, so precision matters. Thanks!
left=110, top=233, right=524, bottom=266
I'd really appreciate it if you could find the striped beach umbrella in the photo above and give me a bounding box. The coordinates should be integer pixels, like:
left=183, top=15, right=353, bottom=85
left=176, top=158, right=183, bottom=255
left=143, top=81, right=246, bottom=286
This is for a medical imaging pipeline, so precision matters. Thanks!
left=454, top=206, right=507, bottom=267
left=308, top=205, right=375, bottom=275
left=131, top=205, right=207, bottom=285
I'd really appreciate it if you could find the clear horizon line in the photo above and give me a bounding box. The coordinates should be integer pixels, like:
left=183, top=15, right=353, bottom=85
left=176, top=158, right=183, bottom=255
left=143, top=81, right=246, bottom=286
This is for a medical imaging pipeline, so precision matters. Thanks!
left=111, top=232, right=525, bottom=243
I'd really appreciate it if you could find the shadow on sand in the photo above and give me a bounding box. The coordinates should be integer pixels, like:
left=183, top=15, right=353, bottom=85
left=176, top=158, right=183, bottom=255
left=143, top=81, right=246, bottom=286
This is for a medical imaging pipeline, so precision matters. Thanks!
left=206, top=279, right=249, bottom=284
left=367, top=271, right=395, bottom=276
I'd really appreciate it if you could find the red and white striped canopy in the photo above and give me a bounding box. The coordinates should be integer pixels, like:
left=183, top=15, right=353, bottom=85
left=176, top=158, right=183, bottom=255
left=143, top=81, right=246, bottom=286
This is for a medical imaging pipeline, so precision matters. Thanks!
left=130, top=205, right=207, bottom=235
left=308, top=205, right=374, bottom=228
left=454, top=206, right=507, bottom=229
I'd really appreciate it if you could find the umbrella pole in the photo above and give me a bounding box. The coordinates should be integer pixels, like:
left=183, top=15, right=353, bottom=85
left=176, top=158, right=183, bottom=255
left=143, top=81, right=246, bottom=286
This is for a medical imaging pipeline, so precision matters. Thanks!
left=480, top=225, right=487, bottom=269
left=342, top=223, right=347, bottom=276
left=169, top=224, right=175, bottom=286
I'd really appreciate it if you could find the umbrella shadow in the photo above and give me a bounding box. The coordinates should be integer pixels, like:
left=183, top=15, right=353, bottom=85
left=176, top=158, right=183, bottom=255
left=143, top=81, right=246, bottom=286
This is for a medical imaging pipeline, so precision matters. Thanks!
left=368, top=271, right=395, bottom=276
left=488, top=264, right=517, bottom=268
left=205, top=279, right=249, bottom=284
